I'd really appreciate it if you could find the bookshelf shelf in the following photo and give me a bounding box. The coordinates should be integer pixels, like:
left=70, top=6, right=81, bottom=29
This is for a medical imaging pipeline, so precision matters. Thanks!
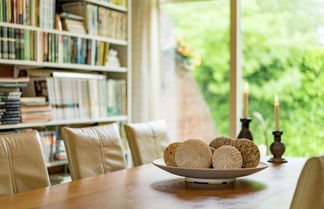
left=0, top=22, right=128, bottom=46
left=0, top=59, right=127, bottom=73
left=0, top=116, right=128, bottom=130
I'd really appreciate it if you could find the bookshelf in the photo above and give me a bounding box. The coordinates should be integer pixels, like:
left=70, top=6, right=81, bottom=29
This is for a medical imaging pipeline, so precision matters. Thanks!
left=0, top=0, right=132, bottom=169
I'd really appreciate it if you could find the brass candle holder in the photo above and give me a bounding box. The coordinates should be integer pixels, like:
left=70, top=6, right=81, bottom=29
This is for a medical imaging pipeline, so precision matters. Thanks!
left=268, top=131, right=287, bottom=163
left=237, top=118, right=253, bottom=141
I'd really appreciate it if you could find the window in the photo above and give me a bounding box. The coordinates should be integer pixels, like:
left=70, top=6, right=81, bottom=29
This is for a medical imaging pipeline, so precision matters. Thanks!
left=159, top=0, right=230, bottom=142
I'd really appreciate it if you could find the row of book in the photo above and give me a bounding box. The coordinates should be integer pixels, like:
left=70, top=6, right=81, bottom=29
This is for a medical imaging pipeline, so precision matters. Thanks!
left=0, top=26, right=112, bottom=66
left=63, top=2, right=127, bottom=40
left=22, top=71, right=127, bottom=120
left=0, top=0, right=56, bottom=29
left=0, top=77, right=29, bottom=124
left=1, top=1, right=127, bottom=40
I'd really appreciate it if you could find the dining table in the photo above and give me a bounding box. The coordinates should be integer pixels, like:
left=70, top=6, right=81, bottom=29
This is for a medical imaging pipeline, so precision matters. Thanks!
left=0, top=156, right=307, bottom=209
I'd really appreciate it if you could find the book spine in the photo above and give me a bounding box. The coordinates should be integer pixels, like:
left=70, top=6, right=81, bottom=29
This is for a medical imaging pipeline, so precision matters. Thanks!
left=58, top=34, right=63, bottom=63
left=76, top=37, right=81, bottom=64
left=48, top=33, right=52, bottom=62
left=3, top=27, right=8, bottom=59
left=9, top=27, right=15, bottom=59
left=0, top=1, right=3, bottom=23
left=88, top=79, right=99, bottom=118
left=46, top=77, right=57, bottom=120
left=0, top=27, right=2, bottom=59
left=3, top=0, right=7, bottom=22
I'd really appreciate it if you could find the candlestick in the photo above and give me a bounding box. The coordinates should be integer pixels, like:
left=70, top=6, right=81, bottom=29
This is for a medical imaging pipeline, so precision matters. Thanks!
left=243, top=83, right=249, bottom=118
left=268, top=131, right=287, bottom=163
left=237, top=118, right=253, bottom=141
left=274, top=95, right=280, bottom=131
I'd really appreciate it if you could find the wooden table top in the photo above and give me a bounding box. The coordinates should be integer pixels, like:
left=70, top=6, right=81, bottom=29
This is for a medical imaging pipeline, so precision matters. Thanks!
left=0, top=156, right=307, bottom=209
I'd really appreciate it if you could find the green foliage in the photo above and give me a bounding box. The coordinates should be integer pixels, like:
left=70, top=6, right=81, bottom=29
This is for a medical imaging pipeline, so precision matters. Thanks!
left=162, top=0, right=324, bottom=156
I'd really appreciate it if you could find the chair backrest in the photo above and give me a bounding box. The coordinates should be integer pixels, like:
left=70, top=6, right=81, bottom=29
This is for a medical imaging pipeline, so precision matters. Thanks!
left=62, top=123, right=126, bottom=180
left=124, top=120, right=170, bottom=166
left=0, top=131, right=50, bottom=196
left=290, top=155, right=324, bottom=209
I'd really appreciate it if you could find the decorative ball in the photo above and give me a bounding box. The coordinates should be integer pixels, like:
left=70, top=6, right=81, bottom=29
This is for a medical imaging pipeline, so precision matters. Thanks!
left=209, top=136, right=234, bottom=150
left=232, top=139, right=260, bottom=168
left=212, top=145, right=243, bottom=169
left=163, top=142, right=182, bottom=166
left=175, top=139, right=212, bottom=168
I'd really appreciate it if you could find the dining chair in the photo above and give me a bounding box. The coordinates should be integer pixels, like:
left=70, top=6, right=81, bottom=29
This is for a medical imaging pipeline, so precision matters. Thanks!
left=124, top=120, right=170, bottom=166
left=0, top=130, right=50, bottom=197
left=62, top=123, right=126, bottom=180
left=290, top=155, right=324, bottom=209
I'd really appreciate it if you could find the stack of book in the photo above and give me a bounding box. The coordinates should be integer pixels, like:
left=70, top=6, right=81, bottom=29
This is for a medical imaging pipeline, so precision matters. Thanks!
left=0, top=0, right=56, bottom=29
left=60, top=13, right=86, bottom=34
left=62, top=2, right=127, bottom=40
left=20, top=97, right=52, bottom=123
left=54, top=139, right=67, bottom=162
left=0, top=77, right=29, bottom=125
left=0, top=26, right=111, bottom=65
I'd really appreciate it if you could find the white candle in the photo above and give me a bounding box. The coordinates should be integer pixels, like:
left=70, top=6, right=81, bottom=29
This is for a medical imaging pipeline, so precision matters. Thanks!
left=274, top=95, right=280, bottom=131
left=243, top=83, right=249, bottom=118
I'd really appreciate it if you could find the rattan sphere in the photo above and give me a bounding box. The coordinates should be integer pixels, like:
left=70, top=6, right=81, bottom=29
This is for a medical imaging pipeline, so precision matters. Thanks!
left=232, top=139, right=260, bottom=168
left=209, top=136, right=235, bottom=150
left=175, top=139, right=212, bottom=168
left=163, top=142, right=182, bottom=166
left=212, top=145, right=243, bottom=169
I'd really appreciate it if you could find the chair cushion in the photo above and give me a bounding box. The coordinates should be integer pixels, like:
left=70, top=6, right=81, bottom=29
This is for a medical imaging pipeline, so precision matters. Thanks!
left=124, top=120, right=169, bottom=166
left=62, top=124, right=126, bottom=180
left=0, top=131, right=50, bottom=196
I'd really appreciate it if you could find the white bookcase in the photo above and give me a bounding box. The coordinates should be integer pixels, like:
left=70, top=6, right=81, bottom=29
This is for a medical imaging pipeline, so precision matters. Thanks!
left=0, top=0, right=132, bottom=167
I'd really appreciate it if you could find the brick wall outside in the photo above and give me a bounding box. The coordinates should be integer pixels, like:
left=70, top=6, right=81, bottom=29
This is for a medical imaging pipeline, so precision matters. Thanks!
left=160, top=62, right=218, bottom=144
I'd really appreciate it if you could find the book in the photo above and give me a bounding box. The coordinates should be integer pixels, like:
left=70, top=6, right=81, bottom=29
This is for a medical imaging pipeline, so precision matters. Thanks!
left=0, top=82, right=27, bottom=87
left=21, top=96, right=46, bottom=104
left=0, top=77, right=29, bottom=83
left=0, top=92, right=22, bottom=96
left=21, top=105, right=52, bottom=113
left=0, top=114, right=21, bottom=119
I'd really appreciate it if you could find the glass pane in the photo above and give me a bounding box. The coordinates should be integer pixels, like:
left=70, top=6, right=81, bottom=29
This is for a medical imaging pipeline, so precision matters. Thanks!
left=159, top=0, right=230, bottom=141
left=242, top=0, right=324, bottom=156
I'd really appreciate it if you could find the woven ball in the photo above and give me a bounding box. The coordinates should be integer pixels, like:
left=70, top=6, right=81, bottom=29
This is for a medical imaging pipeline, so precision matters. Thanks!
left=175, top=139, right=212, bottom=168
left=212, top=145, right=243, bottom=169
left=209, top=136, right=234, bottom=150
left=232, top=139, right=260, bottom=168
left=163, top=142, right=182, bottom=166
